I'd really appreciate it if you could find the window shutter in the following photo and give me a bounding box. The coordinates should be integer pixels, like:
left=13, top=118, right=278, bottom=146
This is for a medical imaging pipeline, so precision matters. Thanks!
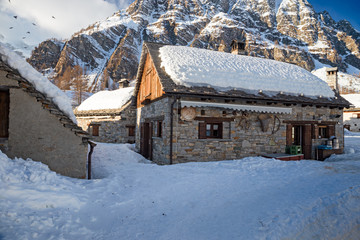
left=0, top=91, right=9, bottom=138
left=328, top=125, right=335, bottom=137
left=219, top=122, right=223, bottom=139
left=286, top=124, right=292, bottom=145
left=199, top=122, right=206, bottom=139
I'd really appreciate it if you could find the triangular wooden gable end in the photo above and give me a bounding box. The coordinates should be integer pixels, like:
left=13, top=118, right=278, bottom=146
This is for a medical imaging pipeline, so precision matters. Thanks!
left=137, top=53, right=164, bottom=108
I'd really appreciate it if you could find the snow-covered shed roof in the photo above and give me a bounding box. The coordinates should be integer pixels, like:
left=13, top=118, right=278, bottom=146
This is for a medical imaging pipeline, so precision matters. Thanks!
left=341, top=94, right=360, bottom=109
left=76, top=87, right=134, bottom=113
left=0, top=43, right=77, bottom=123
left=134, top=42, right=349, bottom=108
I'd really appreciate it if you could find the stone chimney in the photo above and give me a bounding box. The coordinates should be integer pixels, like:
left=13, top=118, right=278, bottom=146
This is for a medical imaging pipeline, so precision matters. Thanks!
left=325, top=67, right=339, bottom=92
left=230, top=40, right=246, bottom=55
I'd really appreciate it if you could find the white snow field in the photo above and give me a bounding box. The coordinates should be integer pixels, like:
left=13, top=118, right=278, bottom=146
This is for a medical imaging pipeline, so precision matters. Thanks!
left=1, top=132, right=360, bottom=239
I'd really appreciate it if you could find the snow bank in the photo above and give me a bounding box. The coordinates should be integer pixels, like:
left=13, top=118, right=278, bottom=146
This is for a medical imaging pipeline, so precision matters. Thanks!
left=341, top=94, right=360, bottom=108
left=159, top=45, right=335, bottom=98
left=77, top=87, right=134, bottom=111
left=0, top=43, right=77, bottom=123
left=1, top=137, right=360, bottom=239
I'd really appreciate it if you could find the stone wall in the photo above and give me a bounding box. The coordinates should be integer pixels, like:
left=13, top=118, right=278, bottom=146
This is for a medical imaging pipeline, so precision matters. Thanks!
left=76, top=104, right=136, bottom=143
left=136, top=96, right=345, bottom=164
left=343, top=111, right=360, bottom=132
left=0, top=77, right=88, bottom=178
left=136, top=97, right=172, bottom=164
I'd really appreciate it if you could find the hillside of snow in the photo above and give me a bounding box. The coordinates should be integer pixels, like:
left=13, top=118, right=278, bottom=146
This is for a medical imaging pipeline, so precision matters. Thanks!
left=1, top=132, right=360, bottom=239
left=312, top=67, right=360, bottom=93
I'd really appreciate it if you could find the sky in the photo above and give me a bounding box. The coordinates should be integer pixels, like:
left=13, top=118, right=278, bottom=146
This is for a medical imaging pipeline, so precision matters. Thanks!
left=0, top=0, right=359, bottom=57
left=0, top=0, right=133, bottom=56
left=309, top=0, right=360, bottom=30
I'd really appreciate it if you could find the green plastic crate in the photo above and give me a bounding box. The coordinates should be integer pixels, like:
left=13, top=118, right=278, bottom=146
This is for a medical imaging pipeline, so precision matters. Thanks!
left=286, top=145, right=302, bottom=155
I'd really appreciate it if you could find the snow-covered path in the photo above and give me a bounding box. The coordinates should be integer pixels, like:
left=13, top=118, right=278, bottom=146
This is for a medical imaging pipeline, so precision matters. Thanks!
left=1, top=132, right=360, bottom=239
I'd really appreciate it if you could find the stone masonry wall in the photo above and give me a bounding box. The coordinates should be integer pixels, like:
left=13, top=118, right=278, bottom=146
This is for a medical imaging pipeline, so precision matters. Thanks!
left=5, top=87, right=88, bottom=178
left=136, top=97, right=345, bottom=164
left=76, top=105, right=136, bottom=143
left=136, top=97, right=172, bottom=164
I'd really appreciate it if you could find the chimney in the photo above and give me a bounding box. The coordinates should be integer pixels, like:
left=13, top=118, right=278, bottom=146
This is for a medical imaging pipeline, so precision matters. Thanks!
left=230, top=40, right=246, bottom=55
left=325, top=67, right=339, bottom=92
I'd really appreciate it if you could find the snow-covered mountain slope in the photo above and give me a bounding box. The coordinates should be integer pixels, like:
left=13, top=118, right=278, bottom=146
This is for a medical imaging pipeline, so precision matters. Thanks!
left=28, top=0, right=360, bottom=92
left=312, top=67, right=360, bottom=93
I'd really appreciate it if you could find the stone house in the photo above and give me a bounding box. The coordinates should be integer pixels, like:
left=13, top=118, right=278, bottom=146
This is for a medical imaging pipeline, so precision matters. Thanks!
left=342, top=94, right=360, bottom=132
left=134, top=42, right=350, bottom=164
left=75, top=87, right=136, bottom=143
left=0, top=46, right=90, bottom=178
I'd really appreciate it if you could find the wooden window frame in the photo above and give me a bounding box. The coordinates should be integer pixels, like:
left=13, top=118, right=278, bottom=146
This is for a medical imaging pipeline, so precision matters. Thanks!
left=127, top=126, right=135, bottom=137
left=199, top=122, right=223, bottom=139
left=89, top=124, right=100, bottom=136
left=153, top=120, right=162, bottom=138
left=318, top=125, right=329, bottom=139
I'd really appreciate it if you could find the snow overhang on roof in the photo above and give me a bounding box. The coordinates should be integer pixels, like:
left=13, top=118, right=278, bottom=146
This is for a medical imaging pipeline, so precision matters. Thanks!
left=181, top=100, right=292, bottom=114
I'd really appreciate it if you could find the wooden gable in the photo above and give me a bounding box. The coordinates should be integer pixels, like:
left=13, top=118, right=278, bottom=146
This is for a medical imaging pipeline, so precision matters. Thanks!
left=137, top=54, right=164, bottom=108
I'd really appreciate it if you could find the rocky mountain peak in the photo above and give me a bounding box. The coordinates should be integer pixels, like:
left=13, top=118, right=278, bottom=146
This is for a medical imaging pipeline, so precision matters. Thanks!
left=27, top=0, right=360, bottom=94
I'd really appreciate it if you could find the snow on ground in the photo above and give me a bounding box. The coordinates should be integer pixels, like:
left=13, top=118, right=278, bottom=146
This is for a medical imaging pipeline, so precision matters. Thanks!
left=0, top=43, right=77, bottom=123
left=1, top=133, right=360, bottom=239
left=76, top=87, right=134, bottom=111
left=159, top=45, right=335, bottom=98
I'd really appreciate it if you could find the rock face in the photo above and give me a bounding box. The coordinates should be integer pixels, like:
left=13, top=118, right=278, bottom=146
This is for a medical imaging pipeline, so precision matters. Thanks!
left=28, top=0, right=360, bottom=92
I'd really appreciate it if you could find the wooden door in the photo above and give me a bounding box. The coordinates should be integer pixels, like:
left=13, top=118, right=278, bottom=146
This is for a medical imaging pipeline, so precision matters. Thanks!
left=302, top=124, right=312, bottom=159
left=140, top=122, right=152, bottom=159
left=0, top=90, right=9, bottom=138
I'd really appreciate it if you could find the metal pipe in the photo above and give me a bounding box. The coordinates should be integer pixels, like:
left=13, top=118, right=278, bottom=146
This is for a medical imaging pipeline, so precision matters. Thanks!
left=87, top=141, right=97, bottom=179
left=169, top=97, right=178, bottom=165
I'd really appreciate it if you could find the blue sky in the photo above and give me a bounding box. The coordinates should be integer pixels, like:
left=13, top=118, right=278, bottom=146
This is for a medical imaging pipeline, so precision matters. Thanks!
left=310, top=0, right=360, bottom=30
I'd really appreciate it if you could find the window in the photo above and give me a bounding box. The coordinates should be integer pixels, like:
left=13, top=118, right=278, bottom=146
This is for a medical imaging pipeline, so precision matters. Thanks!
left=199, top=122, right=223, bottom=139
left=153, top=121, right=162, bottom=137
left=89, top=124, right=100, bottom=136
left=318, top=126, right=329, bottom=139
left=127, top=126, right=135, bottom=136
left=0, top=90, right=9, bottom=138
left=357, top=114, right=360, bottom=119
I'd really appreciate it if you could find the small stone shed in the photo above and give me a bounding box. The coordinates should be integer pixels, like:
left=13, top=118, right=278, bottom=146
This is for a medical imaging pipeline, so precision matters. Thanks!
left=134, top=42, right=350, bottom=164
left=342, top=94, right=360, bottom=132
left=75, top=87, right=136, bottom=143
left=0, top=45, right=89, bottom=178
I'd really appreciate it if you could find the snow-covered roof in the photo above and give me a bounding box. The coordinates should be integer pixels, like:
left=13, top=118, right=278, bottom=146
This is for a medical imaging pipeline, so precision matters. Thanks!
left=159, top=45, right=335, bottom=98
left=0, top=43, right=77, bottom=123
left=341, top=94, right=360, bottom=108
left=77, top=87, right=134, bottom=111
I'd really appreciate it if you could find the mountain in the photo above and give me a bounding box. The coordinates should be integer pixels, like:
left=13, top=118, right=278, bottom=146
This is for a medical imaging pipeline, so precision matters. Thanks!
left=27, top=0, right=360, bottom=92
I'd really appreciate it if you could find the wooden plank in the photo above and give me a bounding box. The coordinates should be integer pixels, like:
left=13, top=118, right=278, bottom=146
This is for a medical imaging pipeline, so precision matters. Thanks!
left=286, top=124, right=292, bottom=145
left=194, top=117, right=235, bottom=122
left=303, top=124, right=312, bottom=159
left=0, top=90, right=9, bottom=138
left=137, top=54, right=164, bottom=108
